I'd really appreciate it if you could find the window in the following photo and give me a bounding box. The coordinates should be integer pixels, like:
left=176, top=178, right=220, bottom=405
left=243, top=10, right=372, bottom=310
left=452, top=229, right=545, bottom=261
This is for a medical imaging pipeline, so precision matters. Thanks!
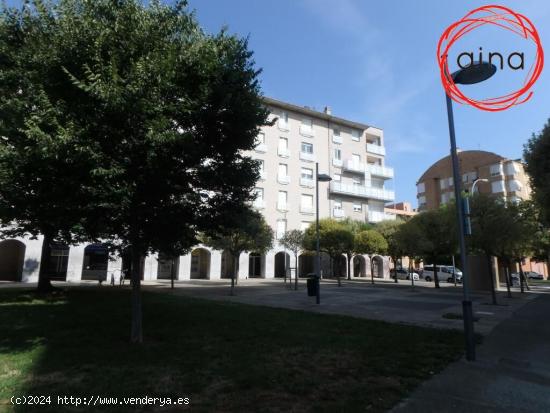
left=301, top=142, right=313, bottom=154
left=278, top=137, right=289, bottom=157
left=418, top=195, right=426, bottom=205
left=253, top=188, right=264, bottom=208
left=277, top=191, right=288, bottom=210
left=334, top=148, right=341, bottom=160
left=301, top=194, right=313, bottom=213
left=505, top=162, right=519, bottom=175
left=258, top=160, right=266, bottom=179
left=278, top=111, right=289, bottom=130
left=508, top=180, right=522, bottom=192
left=439, top=179, right=447, bottom=189
left=276, top=220, right=287, bottom=239
left=334, top=200, right=342, bottom=210
left=491, top=180, right=505, bottom=193
left=300, top=118, right=313, bottom=136
left=278, top=163, right=289, bottom=184
left=352, top=153, right=361, bottom=166
left=417, top=182, right=426, bottom=193
left=301, top=168, right=313, bottom=180
left=353, top=203, right=362, bottom=212
left=255, top=132, right=267, bottom=152
left=490, top=163, right=503, bottom=176
left=333, top=173, right=341, bottom=182
left=300, top=221, right=311, bottom=231
left=351, top=130, right=360, bottom=141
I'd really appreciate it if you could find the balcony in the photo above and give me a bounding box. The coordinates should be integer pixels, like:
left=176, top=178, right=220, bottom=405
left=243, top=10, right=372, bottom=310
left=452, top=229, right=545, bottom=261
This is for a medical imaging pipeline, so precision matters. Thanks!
left=255, top=143, right=267, bottom=153
left=278, top=147, right=290, bottom=158
left=300, top=205, right=314, bottom=214
left=333, top=208, right=345, bottom=218
left=343, top=159, right=365, bottom=174
left=300, top=152, right=315, bottom=162
left=330, top=181, right=395, bottom=202
left=332, top=158, right=343, bottom=167
left=366, top=143, right=386, bottom=156
left=332, top=134, right=343, bottom=144
left=368, top=210, right=395, bottom=223
left=366, top=164, right=394, bottom=179
left=253, top=200, right=265, bottom=209
left=300, top=177, right=314, bottom=188
left=299, top=125, right=315, bottom=137
left=277, top=174, right=290, bottom=185
left=277, top=202, right=290, bottom=212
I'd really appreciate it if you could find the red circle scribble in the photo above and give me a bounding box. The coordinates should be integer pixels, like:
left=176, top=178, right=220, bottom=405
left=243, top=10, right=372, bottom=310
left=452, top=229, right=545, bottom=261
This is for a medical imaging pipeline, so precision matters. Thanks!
left=437, top=4, right=544, bottom=112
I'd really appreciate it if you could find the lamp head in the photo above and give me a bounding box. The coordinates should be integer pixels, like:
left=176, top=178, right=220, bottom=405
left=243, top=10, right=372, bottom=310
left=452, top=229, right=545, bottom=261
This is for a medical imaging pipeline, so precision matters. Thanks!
left=451, top=62, right=496, bottom=85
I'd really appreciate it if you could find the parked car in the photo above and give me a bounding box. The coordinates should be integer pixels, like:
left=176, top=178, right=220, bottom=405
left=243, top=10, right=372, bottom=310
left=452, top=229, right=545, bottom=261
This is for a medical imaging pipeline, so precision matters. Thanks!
left=524, top=271, right=544, bottom=280
left=390, top=268, right=420, bottom=281
left=421, top=265, right=463, bottom=283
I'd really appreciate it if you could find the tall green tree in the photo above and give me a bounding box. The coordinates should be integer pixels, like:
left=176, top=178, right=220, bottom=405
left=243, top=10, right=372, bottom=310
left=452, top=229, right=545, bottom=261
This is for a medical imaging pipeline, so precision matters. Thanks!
left=203, top=208, right=273, bottom=296
left=354, top=229, right=388, bottom=284
left=524, top=119, right=550, bottom=227
left=410, top=205, right=457, bottom=288
left=303, top=218, right=354, bottom=286
left=0, top=0, right=268, bottom=343
left=375, top=220, right=404, bottom=283
left=339, top=218, right=371, bottom=280
left=279, top=229, right=304, bottom=290
left=395, top=219, right=426, bottom=287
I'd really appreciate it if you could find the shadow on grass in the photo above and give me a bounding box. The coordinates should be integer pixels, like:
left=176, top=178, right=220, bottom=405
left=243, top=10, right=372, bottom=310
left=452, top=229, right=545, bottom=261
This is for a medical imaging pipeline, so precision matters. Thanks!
left=1, top=288, right=464, bottom=412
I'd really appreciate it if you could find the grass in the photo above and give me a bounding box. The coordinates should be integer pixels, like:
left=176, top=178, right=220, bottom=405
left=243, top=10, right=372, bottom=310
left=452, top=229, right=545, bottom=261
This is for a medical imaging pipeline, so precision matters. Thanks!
left=0, top=287, right=464, bottom=412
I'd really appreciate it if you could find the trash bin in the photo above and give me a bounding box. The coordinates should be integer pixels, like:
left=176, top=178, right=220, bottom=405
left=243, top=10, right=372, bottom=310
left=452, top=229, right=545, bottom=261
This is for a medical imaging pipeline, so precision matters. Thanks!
left=306, top=273, right=319, bottom=297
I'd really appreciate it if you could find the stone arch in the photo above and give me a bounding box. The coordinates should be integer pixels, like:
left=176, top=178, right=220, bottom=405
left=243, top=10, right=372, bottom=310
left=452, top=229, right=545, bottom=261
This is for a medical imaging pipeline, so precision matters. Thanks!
left=372, top=255, right=384, bottom=278
left=82, top=244, right=108, bottom=281
left=274, top=251, right=290, bottom=278
left=220, top=250, right=236, bottom=279
left=353, top=255, right=367, bottom=277
left=191, top=248, right=211, bottom=279
left=157, top=253, right=179, bottom=280
left=298, top=253, right=314, bottom=277
left=0, top=239, right=25, bottom=281
left=248, top=252, right=264, bottom=278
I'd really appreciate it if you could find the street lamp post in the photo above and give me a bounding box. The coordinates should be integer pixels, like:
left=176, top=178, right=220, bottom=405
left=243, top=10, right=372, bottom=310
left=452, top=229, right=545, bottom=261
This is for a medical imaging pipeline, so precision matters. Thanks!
left=444, top=62, right=496, bottom=362
left=315, top=162, right=332, bottom=305
left=471, top=178, right=489, bottom=194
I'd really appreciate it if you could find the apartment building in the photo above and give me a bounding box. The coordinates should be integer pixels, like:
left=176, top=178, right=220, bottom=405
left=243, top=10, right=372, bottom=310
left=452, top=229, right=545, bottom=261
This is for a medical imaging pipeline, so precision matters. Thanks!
left=0, top=97, right=395, bottom=283
left=416, top=150, right=531, bottom=211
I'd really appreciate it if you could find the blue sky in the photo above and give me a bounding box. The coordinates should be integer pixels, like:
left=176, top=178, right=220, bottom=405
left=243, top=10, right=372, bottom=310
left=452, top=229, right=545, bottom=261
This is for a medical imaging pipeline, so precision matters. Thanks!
left=187, top=0, right=550, bottom=206
left=6, top=0, right=550, bottom=206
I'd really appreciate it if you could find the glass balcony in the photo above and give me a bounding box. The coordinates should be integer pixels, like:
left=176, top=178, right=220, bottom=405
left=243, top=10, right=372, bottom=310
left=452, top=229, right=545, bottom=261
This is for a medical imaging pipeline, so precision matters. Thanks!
left=332, top=158, right=343, bottom=167
left=300, top=177, right=314, bottom=188
left=365, top=164, right=394, bottom=179
left=330, top=181, right=395, bottom=202
left=343, top=159, right=365, bottom=174
left=366, top=143, right=386, bottom=156
left=299, top=152, right=315, bottom=162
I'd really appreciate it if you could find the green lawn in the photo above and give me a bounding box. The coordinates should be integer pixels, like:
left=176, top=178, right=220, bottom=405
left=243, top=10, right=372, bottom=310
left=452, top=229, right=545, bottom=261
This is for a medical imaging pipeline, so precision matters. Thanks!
left=0, top=288, right=463, bottom=412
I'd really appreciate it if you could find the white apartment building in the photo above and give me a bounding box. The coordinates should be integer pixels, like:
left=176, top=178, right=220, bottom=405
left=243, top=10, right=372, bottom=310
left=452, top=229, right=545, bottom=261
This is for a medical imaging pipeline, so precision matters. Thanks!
left=0, top=97, right=394, bottom=283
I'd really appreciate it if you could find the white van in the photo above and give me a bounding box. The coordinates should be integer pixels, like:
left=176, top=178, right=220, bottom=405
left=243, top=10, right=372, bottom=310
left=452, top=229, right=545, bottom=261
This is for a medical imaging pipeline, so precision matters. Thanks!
left=421, top=265, right=463, bottom=283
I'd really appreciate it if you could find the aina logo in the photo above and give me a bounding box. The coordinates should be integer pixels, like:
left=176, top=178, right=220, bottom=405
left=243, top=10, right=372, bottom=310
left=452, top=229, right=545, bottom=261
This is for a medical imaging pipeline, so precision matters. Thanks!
left=437, top=5, right=544, bottom=111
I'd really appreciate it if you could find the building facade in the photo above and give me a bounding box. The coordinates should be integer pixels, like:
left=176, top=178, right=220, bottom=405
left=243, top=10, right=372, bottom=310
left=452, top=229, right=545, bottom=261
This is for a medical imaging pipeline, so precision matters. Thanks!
left=0, top=97, right=396, bottom=283
left=416, top=150, right=531, bottom=211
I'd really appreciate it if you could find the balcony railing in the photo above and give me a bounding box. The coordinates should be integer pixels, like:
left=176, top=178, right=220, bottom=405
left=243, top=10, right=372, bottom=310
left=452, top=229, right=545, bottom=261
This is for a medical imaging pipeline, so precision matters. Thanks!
left=278, top=147, right=290, bottom=158
left=278, top=174, right=290, bottom=185
left=365, top=164, right=394, bottom=179
left=299, top=125, right=315, bottom=137
left=332, top=158, right=343, bottom=167
left=330, top=181, right=395, bottom=202
left=300, top=152, right=315, bottom=162
left=333, top=208, right=345, bottom=218
left=255, top=143, right=267, bottom=153
left=368, top=210, right=395, bottom=223
left=366, top=143, right=386, bottom=156
left=343, top=159, right=365, bottom=173
left=300, top=177, right=314, bottom=188
left=300, top=205, right=314, bottom=214
left=332, top=134, right=343, bottom=144
left=277, top=202, right=290, bottom=211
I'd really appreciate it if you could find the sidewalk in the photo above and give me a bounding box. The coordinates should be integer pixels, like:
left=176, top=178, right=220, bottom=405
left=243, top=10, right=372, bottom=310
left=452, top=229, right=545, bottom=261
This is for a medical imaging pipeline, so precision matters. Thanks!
left=391, top=292, right=550, bottom=412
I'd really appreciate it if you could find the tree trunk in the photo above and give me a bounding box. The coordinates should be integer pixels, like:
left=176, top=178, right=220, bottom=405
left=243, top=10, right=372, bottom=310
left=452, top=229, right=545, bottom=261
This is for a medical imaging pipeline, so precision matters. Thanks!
left=393, top=257, right=398, bottom=283
left=170, top=257, right=175, bottom=290
left=347, top=253, right=351, bottom=280
left=294, top=253, right=298, bottom=291
left=409, top=259, right=415, bottom=289
left=487, top=255, right=497, bottom=305
left=503, top=263, right=512, bottom=298
left=37, top=232, right=54, bottom=293
left=371, top=260, right=375, bottom=285
left=519, top=264, right=530, bottom=292
left=434, top=266, right=440, bottom=288
left=130, top=245, right=143, bottom=343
